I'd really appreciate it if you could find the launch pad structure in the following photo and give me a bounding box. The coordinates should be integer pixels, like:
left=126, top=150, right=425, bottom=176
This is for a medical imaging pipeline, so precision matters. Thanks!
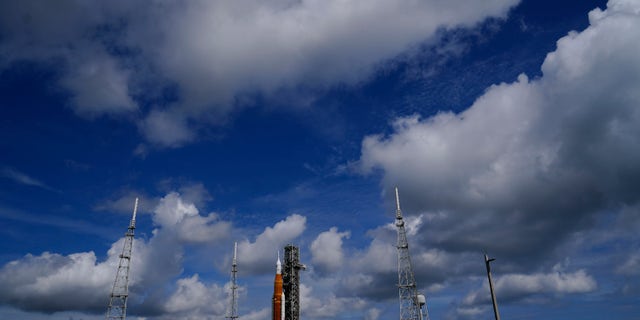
left=282, top=244, right=306, bottom=320
left=103, top=193, right=430, bottom=320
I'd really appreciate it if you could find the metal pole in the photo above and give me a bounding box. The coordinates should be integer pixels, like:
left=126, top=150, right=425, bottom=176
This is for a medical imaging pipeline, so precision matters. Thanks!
left=484, top=253, right=501, bottom=320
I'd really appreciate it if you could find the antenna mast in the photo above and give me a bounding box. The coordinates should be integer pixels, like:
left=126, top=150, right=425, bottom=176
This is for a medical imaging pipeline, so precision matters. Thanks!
left=484, top=253, right=501, bottom=320
left=106, top=198, right=138, bottom=320
left=394, top=187, right=428, bottom=320
left=227, top=242, right=239, bottom=320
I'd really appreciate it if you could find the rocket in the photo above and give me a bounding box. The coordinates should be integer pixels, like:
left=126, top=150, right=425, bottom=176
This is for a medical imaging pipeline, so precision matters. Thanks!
left=272, top=253, right=285, bottom=320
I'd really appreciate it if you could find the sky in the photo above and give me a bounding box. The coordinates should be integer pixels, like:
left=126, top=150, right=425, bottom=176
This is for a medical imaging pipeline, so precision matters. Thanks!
left=0, top=0, right=639, bottom=319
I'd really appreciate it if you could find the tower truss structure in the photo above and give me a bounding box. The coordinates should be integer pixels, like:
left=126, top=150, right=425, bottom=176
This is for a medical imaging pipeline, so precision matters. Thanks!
left=106, top=198, right=138, bottom=320
left=394, top=188, right=428, bottom=320
left=227, top=242, right=239, bottom=320
left=283, top=244, right=306, bottom=320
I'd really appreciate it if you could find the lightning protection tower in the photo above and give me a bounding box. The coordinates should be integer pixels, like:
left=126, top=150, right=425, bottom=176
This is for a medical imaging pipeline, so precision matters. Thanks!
left=283, top=244, right=306, bottom=320
left=226, top=242, right=239, bottom=320
left=106, top=198, right=138, bottom=320
left=394, top=187, right=428, bottom=320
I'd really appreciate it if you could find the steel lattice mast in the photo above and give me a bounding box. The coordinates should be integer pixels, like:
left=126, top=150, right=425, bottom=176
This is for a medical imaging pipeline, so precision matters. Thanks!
left=283, top=244, right=306, bottom=320
left=394, top=187, right=428, bottom=320
left=226, top=242, right=239, bottom=320
left=106, top=198, right=138, bottom=320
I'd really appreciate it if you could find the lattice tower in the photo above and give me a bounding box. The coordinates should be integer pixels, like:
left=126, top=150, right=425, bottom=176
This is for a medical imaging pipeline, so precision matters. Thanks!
left=226, top=242, right=239, bottom=320
left=394, top=188, right=429, bottom=320
left=106, top=198, right=138, bottom=320
left=283, top=245, right=306, bottom=320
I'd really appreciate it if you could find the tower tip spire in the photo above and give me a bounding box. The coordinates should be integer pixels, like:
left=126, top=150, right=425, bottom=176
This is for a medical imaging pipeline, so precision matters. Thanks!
left=232, top=242, right=238, bottom=266
left=132, top=197, right=139, bottom=221
left=394, top=186, right=402, bottom=217
left=226, top=242, right=239, bottom=320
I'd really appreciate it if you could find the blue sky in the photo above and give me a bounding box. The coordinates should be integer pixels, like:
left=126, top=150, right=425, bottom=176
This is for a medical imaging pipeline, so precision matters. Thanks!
left=1, top=0, right=639, bottom=319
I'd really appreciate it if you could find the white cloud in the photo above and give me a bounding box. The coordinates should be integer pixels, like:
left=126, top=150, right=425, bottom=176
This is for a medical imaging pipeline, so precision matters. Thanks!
left=352, top=238, right=396, bottom=274
left=462, top=269, right=597, bottom=306
left=331, top=237, right=399, bottom=300
left=237, top=214, right=306, bottom=274
left=403, top=214, right=424, bottom=237
left=153, top=192, right=199, bottom=228
left=164, top=274, right=226, bottom=316
left=0, top=0, right=520, bottom=146
left=153, top=192, right=231, bottom=243
left=453, top=306, right=483, bottom=319
left=0, top=191, right=231, bottom=316
left=176, top=183, right=213, bottom=209
left=357, top=0, right=640, bottom=260
left=310, top=227, right=350, bottom=273
left=0, top=251, right=110, bottom=312
left=503, top=269, right=597, bottom=294
left=300, top=283, right=367, bottom=319
left=339, top=238, right=480, bottom=300
left=240, top=308, right=270, bottom=320
left=148, top=0, right=519, bottom=99
left=0, top=237, right=149, bottom=313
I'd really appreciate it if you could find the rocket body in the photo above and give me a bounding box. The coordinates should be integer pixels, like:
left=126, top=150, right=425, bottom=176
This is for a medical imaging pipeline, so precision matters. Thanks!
left=273, top=257, right=284, bottom=320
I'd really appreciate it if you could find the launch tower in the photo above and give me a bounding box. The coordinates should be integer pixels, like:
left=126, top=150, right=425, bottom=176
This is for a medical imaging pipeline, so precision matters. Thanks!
left=394, top=188, right=428, bottom=320
left=106, top=198, right=138, bottom=320
left=226, top=242, right=239, bottom=320
left=283, top=244, right=306, bottom=320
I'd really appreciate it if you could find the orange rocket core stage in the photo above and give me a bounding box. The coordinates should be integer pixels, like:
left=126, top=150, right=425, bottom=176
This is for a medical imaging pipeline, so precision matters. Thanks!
left=273, top=273, right=283, bottom=320
left=273, top=256, right=285, bottom=320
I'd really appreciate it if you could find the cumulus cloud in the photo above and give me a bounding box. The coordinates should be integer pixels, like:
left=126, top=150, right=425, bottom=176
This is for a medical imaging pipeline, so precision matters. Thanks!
left=0, top=191, right=313, bottom=318
left=411, top=250, right=482, bottom=285
left=176, top=183, right=214, bottom=209
left=330, top=236, right=398, bottom=301
left=0, top=237, right=149, bottom=314
left=352, top=238, right=396, bottom=274
left=310, top=227, right=350, bottom=274
left=153, top=192, right=231, bottom=243
left=358, top=0, right=640, bottom=264
left=237, top=214, right=306, bottom=274
left=461, top=268, right=596, bottom=306
left=300, top=283, right=367, bottom=319
left=163, top=274, right=227, bottom=317
left=338, top=234, right=480, bottom=301
left=0, top=0, right=520, bottom=146
left=0, top=251, right=111, bottom=313
left=0, top=191, right=231, bottom=316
